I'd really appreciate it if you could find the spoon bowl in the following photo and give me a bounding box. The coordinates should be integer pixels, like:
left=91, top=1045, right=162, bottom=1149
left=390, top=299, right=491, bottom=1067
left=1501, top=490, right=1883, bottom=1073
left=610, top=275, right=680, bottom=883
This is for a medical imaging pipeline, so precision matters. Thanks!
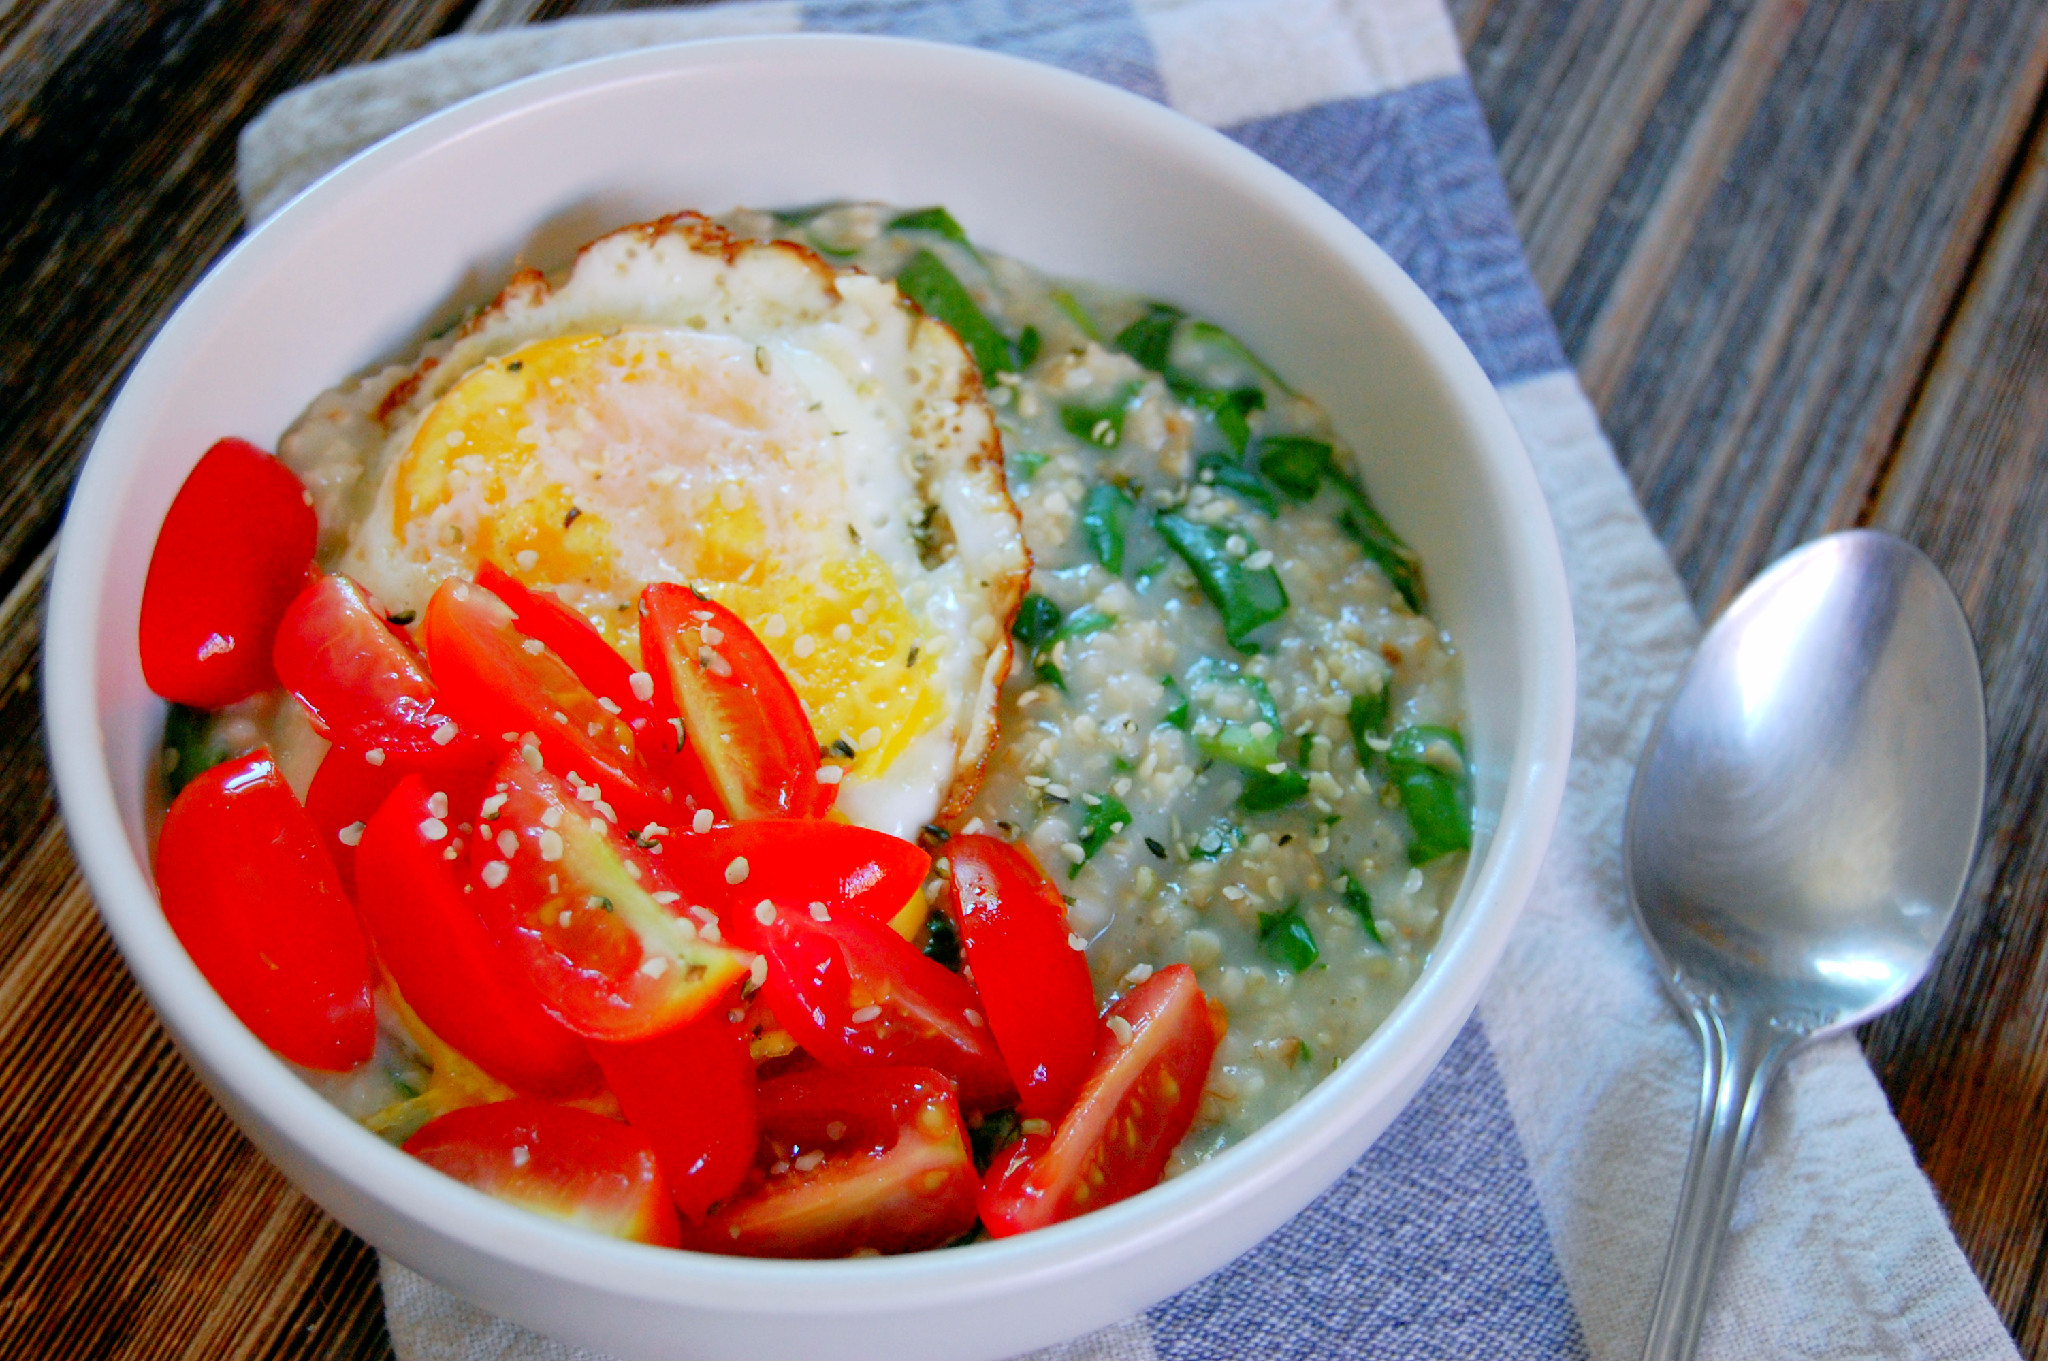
left=1625, top=529, right=1984, bottom=1361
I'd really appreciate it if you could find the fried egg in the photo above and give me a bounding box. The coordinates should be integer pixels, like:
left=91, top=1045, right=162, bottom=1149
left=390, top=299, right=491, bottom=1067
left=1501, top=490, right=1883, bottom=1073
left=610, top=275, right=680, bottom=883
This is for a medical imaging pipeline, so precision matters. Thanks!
left=282, top=214, right=1028, bottom=836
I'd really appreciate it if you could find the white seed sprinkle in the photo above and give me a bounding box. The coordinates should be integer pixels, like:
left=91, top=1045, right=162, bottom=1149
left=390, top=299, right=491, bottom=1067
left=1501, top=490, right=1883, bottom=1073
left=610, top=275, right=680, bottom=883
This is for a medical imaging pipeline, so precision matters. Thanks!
left=850, top=1005, right=882, bottom=1024
left=725, top=857, right=750, bottom=885
left=1059, top=841, right=1086, bottom=864
left=364, top=748, right=386, bottom=767
left=521, top=638, right=545, bottom=656
left=748, top=955, right=768, bottom=988
left=754, top=901, right=777, bottom=925
left=1121, top=963, right=1154, bottom=987
left=809, top=902, right=831, bottom=921
left=480, top=793, right=508, bottom=820
left=964, top=1008, right=985, bottom=1028
left=520, top=744, right=543, bottom=771
left=480, top=860, right=509, bottom=888
left=794, top=1150, right=825, bottom=1173
left=494, top=829, right=516, bottom=857
left=337, top=822, right=366, bottom=847
left=515, top=549, right=540, bottom=572
left=510, top=1145, right=530, bottom=1168
left=825, top=1121, right=847, bottom=1141
left=793, top=634, right=816, bottom=659
left=418, top=817, right=448, bottom=842
left=426, top=791, right=449, bottom=819
left=692, top=808, right=715, bottom=834
left=832, top=623, right=853, bottom=643
left=1106, top=1015, right=1135, bottom=1046
left=558, top=910, right=574, bottom=928
left=652, top=891, right=681, bottom=905
left=629, top=671, right=654, bottom=702
left=1244, top=549, right=1274, bottom=571
left=1068, top=933, right=1088, bottom=951
left=639, top=955, right=670, bottom=978
left=815, top=765, right=844, bottom=785
left=763, top=614, right=787, bottom=639
left=699, top=623, right=724, bottom=645
left=431, top=720, right=459, bottom=746
left=595, top=696, right=621, bottom=716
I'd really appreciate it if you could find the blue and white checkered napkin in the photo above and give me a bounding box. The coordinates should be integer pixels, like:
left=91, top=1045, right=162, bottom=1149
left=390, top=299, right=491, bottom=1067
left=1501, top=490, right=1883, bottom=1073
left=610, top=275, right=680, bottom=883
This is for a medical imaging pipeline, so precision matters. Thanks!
left=239, top=5, right=2020, bottom=1358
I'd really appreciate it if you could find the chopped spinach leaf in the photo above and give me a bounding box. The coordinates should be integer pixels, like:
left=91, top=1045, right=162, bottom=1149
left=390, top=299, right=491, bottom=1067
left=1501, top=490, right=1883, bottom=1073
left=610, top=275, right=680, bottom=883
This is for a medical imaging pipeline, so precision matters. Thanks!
left=1257, top=902, right=1320, bottom=973
left=1114, top=302, right=1184, bottom=372
left=1238, top=767, right=1309, bottom=812
left=1081, top=482, right=1135, bottom=573
left=1060, top=381, right=1141, bottom=447
left=1341, top=875, right=1385, bottom=946
left=1161, top=674, right=1190, bottom=730
left=1154, top=512, right=1288, bottom=650
left=922, top=907, right=962, bottom=970
left=1384, top=726, right=1472, bottom=864
left=1347, top=688, right=1391, bottom=763
left=1054, top=605, right=1117, bottom=644
left=1011, top=594, right=1063, bottom=649
left=1256, top=436, right=1335, bottom=500
left=896, top=249, right=1015, bottom=383
left=1197, top=453, right=1278, bottom=516
left=1009, top=448, right=1050, bottom=483
left=1073, top=794, right=1132, bottom=878
left=1016, top=324, right=1042, bottom=370
left=1050, top=287, right=1102, bottom=341
left=887, top=205, right=973, bottom=247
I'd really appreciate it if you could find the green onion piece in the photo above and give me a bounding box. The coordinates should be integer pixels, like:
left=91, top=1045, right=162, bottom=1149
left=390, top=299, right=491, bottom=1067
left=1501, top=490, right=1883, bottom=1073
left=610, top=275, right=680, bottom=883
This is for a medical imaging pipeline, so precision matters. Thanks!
left=1385, top=726, right=1472, bottom=864
left=887, top=205, right=973, bottom=246
left=1073, top=794, right=1133, bottom=878
left=1330, top=473, right=1425, bottom=612
left=1180, top=318, right=1294, bottom=396
left=1347, top=689, right=1390, bottom=763
left=1011, top=594, right=1062, bottom=649
left=1161, top=674, right=1190, bottom=730
left=1257, top=903, right=1319, bottom=973
left=1342, top=876, right=1385, bottom=946
left=1016, top=325, right=1042, bottom=370
left=1197, top=454, right=1278, bottom=516
left=1173, top=382, right=1265, bottom=457
left=161, top=703, right=229, bottom=799
left=1188, top=819, right=1242, bottom=861
left=1036, top=661, right=1067, bottom=692
left=896, top=250, right=1014, bottom=383
left=922, top=908, right=962, bottom=969
left=1256, top=436, right=1335, bottom=500
left=1009, top=449, right=1050, bottom=483
left=1115, top=302, right=1184, bottom=372
left=1238, top=768, right=1309, bottom=812
left=1050, top=287, right=1102, bottom=341
left=1060, top=382, right=1141, bottom=448
left=1183, top=662, right=1284, bottom=769
left=1081, top=483, right=1135, bottom=572
left=1155, top=512, right=1289, bottom=650
left=1054, top=605, right=1117, bottom=643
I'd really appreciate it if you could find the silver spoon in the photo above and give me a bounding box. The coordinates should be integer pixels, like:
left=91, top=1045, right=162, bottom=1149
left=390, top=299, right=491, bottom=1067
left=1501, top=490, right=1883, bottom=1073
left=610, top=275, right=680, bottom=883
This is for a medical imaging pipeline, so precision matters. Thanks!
left=1624, top=529, right=1985, bottom=1361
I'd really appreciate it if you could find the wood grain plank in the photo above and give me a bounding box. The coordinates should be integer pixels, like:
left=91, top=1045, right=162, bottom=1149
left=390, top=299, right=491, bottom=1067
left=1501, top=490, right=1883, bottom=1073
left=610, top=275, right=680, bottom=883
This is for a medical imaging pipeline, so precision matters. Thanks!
left=1859, top=100, right=2048, bottom=1357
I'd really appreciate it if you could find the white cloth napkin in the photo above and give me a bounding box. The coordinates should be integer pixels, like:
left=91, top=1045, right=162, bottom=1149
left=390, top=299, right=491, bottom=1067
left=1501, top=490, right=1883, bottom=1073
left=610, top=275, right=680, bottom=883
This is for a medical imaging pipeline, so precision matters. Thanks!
left=237, top=5, right=2020, bottom=1358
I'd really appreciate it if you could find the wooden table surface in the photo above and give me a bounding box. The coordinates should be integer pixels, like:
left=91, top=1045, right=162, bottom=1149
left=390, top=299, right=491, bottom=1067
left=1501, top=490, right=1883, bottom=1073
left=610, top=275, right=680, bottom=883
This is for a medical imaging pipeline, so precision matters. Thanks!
left=3, top=0, right=2045, bottom=1355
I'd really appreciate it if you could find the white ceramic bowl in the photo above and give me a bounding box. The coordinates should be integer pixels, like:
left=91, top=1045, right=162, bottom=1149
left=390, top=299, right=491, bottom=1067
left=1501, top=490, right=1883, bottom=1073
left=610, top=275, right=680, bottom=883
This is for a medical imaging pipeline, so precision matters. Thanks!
left=45, top=35, right=1573, bottom=1361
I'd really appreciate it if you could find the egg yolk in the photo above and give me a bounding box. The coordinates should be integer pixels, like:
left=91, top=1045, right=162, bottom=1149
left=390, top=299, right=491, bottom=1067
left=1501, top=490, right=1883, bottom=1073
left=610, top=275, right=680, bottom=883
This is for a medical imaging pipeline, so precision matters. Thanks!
left=395, top=330, right=947, bottom=782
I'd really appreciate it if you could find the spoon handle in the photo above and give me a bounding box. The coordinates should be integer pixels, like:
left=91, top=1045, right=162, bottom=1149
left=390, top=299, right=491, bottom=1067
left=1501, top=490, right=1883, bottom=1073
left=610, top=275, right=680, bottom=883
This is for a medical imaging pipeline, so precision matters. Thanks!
left=1641, top=1002, right=1796, bottom=1361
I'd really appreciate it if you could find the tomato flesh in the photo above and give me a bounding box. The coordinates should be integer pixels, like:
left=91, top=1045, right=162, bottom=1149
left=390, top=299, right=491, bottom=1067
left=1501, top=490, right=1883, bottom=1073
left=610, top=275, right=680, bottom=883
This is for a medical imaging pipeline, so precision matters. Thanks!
left=945, top=835, right=1099, bottom=1120
left=679, top=1066, right=977, bottom=1257
left=274, top=574, right=484, bottom=771
left=470, top=750, right=748, bottom=1042
left=155, top=747, right=375, bottom=1070
left=355, top=774, right=599, bottom=1099
left=750, top=908, right=1014, bottom=1114
left=660, top=819, right=929, bottom=925
left=140, top=437, right=318, bottom=707
left=424, top=578, right=674, bottom=834
left=979, top=964, right=1222, bottom=1236
left=405, top=1098, right=680, bottom=1248
left=640, top=585, right=833, bottom=821
left=301, top=744, right=403, bottom=896
left=591, top=997, right=756, bottom=1220
left=475, top=563, right=656, bottom=727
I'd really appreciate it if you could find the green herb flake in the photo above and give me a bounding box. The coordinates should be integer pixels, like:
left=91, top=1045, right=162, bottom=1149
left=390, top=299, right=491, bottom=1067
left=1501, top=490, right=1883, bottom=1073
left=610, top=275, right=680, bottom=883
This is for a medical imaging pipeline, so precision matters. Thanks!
left=1011, top=594, right=1063, bottom=649
left=1060, top=381, right=1141, bottom=448
left=1154, top=511, right=1288, bottom=650
left=1114, top=302, right=1184, bottom=372
left=1072, top=794, right=1132, bottom=878
left=1161, top=674, right=1191, bottom=730
left=922, top=908, right=962, bottom=970
left=1342, top=875, right=1385, bottom=946
left=1081, top=482, right=1136, bottom=573
left=1238, top=767, right=1309, bottom=812
left=1257, top=902, right=1320, bottom=973
left=896, top=249, right=1014, bottom=383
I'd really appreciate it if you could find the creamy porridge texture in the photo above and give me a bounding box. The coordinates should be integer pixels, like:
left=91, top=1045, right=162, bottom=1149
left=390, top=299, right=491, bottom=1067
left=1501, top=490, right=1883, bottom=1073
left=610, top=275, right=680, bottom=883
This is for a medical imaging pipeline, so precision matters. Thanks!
left=728, top=205, right=1472, bottom=1168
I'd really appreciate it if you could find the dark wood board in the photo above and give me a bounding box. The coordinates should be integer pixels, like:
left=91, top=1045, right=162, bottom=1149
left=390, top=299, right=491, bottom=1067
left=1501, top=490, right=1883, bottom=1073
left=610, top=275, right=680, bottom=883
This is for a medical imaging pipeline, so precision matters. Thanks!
left=0, top=0, right=2044, bottom=1355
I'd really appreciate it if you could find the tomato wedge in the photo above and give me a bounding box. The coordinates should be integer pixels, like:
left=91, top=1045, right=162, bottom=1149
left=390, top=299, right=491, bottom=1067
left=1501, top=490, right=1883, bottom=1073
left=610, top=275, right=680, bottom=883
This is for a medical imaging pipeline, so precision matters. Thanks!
left=678, top=1066, right=977, bottom=1258
left=301, top=743, right=403, bottom=896
left=423, top=578, right=674, bottom=834
left=749, top=908, right=1014, bottom=1114
left=945, top=835, right=1098, bottom=1120
left=470, top=750, right=749, bottom=1042
left=405, top=1099, right=680, bottom=1248
left=140, top=437, right=318, bottom=707
left=355, top=774, right=599, bottom=1099
left=591, top=997, right=756, bottom=1220
left=640, top=585, right=833, bottom=821
left=155, top=747, right=375, bottom=1070
left=273, top=574, right=485, bottom=771
left=979, top=964, right=1223, bottom=1237
left=660, top=819, right=929, bottom=925
left=475, top=563, right=656, bottom=727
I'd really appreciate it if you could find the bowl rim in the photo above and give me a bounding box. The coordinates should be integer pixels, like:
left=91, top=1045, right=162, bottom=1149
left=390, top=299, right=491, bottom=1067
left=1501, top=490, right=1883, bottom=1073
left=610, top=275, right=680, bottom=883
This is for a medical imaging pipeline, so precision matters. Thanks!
left=44, top=32, right=1575, bottom=1316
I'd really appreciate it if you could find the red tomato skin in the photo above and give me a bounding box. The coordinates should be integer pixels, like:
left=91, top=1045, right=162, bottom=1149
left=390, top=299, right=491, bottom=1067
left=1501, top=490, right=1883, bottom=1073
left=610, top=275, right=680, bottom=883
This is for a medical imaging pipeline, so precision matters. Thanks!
left=639, top=585, right=834, bottom=822
left=979, top=964, right=1222, bottom=1237
left=140, top=438, right=318, bottom=707
left=405, top=1098, right=681, bottom=1248
left=273, top=574, right=485, bottom=771
left=423, top=579, right=675, bottom=834
left=751, top=909, right=1015, bottom=1114
left=470, top=750, right=749, bottom=1043
left=302, top=744, right=403, bottom=896
left=155, top=747, right=375, bottom=1070
left=659, top=820, right=929, bottom=926
left=591, top=998, right=756, bottom=1220
left=474, top=563, right=652, bottom=719
left=355, top=774, right=599, bottom=1099
left=678, top=1066, right=978, bottom=1258
left=945, top=835, right=1099, bottom=1120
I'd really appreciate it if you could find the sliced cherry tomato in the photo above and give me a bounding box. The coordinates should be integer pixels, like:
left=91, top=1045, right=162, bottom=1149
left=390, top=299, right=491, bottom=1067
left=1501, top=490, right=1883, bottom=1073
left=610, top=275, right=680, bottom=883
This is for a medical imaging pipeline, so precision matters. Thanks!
left=155, top=747, right=374, bottom=1070
left=140, top=437, right=318, bottom=707
left=590, top=996, right=756, bottom=1220
left=273, top=574, right=485, bottom=771
left=945, top=835, right=1098, bottom=1120
left=302, top=743, right=404, bottom=896
left=749, top=908, right=1014, bottom=1114
left=678, top=1066, right=977, bottom=1258
left=640, top=584, right=834, bottom=821
left=356, top=774, right=599, bottom=1099
left=423, top=578, right=675, bottom=834
left=979, top=964, right=1223, bottom=1237
left=405, top=1098, right=680, bottom=1248
left=659, top=819, right=929, bottom=926
left=470, top=750, right=749, bottom=1042
left=475, top=563, right=656, bottom=726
